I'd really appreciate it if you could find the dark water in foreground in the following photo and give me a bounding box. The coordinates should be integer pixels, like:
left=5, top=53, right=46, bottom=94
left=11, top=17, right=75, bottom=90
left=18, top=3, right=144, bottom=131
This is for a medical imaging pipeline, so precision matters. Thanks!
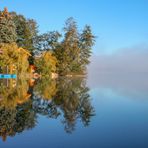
left=0, top=73, right=148, bottom=148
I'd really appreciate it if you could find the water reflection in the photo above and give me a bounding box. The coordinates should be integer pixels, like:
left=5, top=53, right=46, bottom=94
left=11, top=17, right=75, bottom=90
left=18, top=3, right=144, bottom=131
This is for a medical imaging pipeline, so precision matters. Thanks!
left=0, top=77, right=94, bottom=141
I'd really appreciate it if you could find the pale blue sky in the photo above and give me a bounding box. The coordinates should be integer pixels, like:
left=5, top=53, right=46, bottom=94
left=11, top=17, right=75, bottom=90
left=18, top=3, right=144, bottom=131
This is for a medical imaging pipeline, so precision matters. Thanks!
left=0, top=0, right=148, bottom=55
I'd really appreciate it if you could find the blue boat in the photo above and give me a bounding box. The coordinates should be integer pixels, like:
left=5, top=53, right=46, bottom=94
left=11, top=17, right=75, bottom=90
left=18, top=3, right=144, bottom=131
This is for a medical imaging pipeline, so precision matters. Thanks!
left=0, top=74, right=17, bottom=79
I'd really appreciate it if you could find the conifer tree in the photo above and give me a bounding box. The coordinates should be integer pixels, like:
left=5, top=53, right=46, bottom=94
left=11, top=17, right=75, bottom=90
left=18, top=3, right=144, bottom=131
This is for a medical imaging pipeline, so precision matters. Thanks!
left=10, top=12, right=38, bottom=52
left=79, top=25, right=95, bottom=72
left=0, top=8, right=17, bottom=43
left=54, top=17, right=80, bottom=75
left=54, top=18, right=95, bottom=75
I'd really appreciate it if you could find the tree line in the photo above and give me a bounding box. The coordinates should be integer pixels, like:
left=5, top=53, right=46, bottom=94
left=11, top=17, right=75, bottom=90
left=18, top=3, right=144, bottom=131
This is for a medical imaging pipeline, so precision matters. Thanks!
left=0, top=8, right=95, bottom=76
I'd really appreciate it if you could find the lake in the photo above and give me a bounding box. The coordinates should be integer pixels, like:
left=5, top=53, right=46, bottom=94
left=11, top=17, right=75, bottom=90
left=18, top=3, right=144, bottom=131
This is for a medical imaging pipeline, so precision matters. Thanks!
left=0, top=72, right=148, bottom=148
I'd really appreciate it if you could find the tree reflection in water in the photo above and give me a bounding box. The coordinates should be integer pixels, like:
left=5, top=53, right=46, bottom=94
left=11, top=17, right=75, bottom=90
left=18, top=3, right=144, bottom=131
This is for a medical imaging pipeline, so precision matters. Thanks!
left=0, top=78, right=37, bottom=141
left=0, top=77, right=95, bottom=141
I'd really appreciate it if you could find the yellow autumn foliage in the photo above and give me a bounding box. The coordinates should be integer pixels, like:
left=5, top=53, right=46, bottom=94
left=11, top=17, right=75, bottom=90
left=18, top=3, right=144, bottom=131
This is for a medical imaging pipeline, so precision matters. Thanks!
left=0, top=78, right=30, bottom=109
left=35, top=51, right=57, bottom=76
left=34, top=78, right=57, bottom=100
left=0, top=43, right=30, bottom=76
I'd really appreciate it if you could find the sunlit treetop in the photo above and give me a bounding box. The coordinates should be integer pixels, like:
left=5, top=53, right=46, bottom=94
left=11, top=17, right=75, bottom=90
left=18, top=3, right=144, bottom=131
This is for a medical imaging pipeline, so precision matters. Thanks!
left=0, top=7, right=17, bottom=43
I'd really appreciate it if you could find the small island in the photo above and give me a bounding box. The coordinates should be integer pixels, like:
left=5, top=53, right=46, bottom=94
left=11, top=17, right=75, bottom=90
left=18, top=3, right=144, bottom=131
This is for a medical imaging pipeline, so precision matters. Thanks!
left=0, top=8, right=95, bottom=78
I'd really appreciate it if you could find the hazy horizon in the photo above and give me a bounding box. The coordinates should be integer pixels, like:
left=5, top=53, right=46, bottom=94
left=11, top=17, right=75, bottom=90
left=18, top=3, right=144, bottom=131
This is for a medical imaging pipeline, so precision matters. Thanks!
left=89, top=43, right=148, bottom=74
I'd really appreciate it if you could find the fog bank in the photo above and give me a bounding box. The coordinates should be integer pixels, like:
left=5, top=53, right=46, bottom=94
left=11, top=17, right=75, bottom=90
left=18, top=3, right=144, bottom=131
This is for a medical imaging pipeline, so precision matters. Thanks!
left=87, top=45, right=148, bottom=100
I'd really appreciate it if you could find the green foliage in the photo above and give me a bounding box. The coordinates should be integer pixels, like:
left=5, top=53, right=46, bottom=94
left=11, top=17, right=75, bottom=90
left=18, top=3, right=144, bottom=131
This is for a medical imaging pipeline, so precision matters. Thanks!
left=53, top=18, right=95, bottom=75
left=79, top=25, right=95, bottom=71
left=55, top=18, right=80, bottom=74
left=54, top=18, right=80, bottom=75
left=0, top=7, right=95, bottom=76
left=0, top=8, right=95, bottom=141
left=34, top=17, right=95, bottom=75
left=10, top=12, right=38, bottom=52
left=34, top=31, right=61, bottom=52
left=0, top=8, right=17, bottom=44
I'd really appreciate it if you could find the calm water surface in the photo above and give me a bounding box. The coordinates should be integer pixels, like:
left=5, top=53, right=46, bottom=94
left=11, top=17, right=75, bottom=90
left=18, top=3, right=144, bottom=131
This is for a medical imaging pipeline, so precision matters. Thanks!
left=0, top=72, right=148, bottom=148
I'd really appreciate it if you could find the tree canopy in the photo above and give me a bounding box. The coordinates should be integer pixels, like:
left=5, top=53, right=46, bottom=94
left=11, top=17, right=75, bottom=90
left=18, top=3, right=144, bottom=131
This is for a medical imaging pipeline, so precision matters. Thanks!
left=0, top=8, right=95, bottom=76
left=0, top=8, right=17, bottom=43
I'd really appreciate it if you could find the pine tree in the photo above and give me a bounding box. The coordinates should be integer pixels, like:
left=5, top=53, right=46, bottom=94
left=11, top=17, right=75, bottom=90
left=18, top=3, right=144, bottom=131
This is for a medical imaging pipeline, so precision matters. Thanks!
left=10, top=12, right=38, bottom=52
left=54, top=18, right=95, bottom=75
left=54, top=17, right=80, bottom=75
left=34, top=31, right=61, bottom=52
left=10, top=12, right=38, bottom=64
left=79, top=25, right=95, bottom=72
left=63, top=17, right=80, bottom=73
left=0, top=8, right=17, bottom=43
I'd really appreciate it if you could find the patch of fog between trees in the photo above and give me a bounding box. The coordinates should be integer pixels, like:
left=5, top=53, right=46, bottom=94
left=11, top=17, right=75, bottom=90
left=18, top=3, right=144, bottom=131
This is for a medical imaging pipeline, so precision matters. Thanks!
left=86, top=45, right=148, bottom=100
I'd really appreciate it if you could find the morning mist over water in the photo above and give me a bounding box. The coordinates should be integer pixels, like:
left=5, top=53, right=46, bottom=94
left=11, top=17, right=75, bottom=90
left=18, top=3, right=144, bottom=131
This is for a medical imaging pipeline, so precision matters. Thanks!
left=87, top=45, right=148, bottom=100
left=89, top=44, right=148, bottom=74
